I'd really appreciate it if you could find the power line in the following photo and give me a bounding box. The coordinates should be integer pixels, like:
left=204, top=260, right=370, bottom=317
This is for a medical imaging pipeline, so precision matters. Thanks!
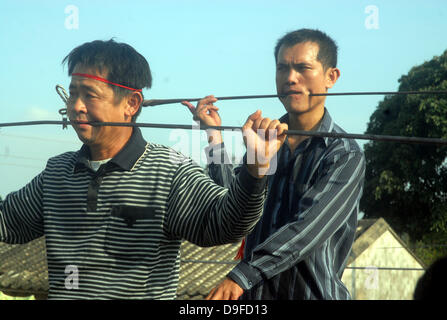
left=0, top=162, right=43, bottom=169
left=0, top=154, right=47, bottom=161
left=0, top=132, right=78, bottom=144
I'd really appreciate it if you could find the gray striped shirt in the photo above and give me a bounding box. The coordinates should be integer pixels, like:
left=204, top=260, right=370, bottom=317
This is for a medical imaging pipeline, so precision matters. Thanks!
left=206, top=109, right=365, bottom=299
left=0, top=127, right=267, bottom=299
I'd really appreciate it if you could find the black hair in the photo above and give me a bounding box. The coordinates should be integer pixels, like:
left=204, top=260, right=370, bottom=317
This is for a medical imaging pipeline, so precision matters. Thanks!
left=62, top=39, right=152, bottom=121
left=274, top=29, right=338, bottom=71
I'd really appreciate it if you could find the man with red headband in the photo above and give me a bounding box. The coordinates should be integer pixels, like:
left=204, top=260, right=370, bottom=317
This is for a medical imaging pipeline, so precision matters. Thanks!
left=0, top=39, right=287, bottom=299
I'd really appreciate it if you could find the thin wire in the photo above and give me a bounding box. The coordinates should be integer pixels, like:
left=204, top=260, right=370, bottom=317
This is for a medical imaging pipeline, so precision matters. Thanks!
left=0, top=154, right=47, bottom=161
left=0, top=162, right=43, bottom=169
left=1, top=120, right=447, bottom=146
left=56, top=85, right=69, bottom=103
left=0, top=132, right=78, bottom=144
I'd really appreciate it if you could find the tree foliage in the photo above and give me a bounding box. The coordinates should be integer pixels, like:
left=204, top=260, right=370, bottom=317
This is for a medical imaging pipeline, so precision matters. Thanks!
left=361, top=49, right=447, bottom=248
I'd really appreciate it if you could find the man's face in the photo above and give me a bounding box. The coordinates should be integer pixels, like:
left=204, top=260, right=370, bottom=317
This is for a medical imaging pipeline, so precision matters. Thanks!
left=275, top=41, right=335, bottom=115
left=67, top=64, right=129, bottom=147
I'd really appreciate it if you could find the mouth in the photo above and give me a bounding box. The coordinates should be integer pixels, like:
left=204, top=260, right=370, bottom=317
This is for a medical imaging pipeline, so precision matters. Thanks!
left=281, top=90, right=304, bottom=98
left=72, top=119, right=93, bottom=128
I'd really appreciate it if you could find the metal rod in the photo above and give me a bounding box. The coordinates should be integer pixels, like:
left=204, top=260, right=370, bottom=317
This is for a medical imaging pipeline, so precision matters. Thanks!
left=142, top=94, right=283, bottom=106
left=142, top=90, right=447, bottom=107
left=1, top=120, right=446, bottom=146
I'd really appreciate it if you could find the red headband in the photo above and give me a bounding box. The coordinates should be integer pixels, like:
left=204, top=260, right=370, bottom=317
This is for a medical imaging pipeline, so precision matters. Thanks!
left=72, top=73, right=142, bottom=92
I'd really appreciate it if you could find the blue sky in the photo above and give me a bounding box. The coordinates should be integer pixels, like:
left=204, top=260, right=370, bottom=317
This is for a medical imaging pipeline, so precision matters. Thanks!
left=1, top=0, right=446, bottom=198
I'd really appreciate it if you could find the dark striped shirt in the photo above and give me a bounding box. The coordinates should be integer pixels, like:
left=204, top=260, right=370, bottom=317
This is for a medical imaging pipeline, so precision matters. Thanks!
left=206, top=109, right=365, bottom=299
left=0, top=127, right=267, bottom=299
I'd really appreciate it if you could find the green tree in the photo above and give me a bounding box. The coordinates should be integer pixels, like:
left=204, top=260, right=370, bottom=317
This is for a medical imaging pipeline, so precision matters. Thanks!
left=361, top=50, right=447, bottom=264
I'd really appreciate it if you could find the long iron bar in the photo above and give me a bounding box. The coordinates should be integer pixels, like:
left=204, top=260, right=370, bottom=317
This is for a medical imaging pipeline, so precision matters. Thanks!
left=1, top=120, right=446, bottom=146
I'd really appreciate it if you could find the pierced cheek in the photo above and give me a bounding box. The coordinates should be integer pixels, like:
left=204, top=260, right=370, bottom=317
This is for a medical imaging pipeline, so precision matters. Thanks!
left=66, top=106, right=77, bottom=119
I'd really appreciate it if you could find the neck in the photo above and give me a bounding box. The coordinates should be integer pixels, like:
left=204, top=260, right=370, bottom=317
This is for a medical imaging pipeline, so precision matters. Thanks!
left=286, top=105, right=325, bottom=152
left=89, top=128, right=133, bottom=160
left=288, top=106, right=325, bottom=131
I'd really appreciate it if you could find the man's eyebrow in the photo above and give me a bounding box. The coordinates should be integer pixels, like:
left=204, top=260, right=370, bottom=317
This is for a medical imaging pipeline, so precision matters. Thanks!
left=69, top=83, right=99, bottom=92
left=277, top=61, right=312, bottom=67
left=291, top=62, right=313, bottom=68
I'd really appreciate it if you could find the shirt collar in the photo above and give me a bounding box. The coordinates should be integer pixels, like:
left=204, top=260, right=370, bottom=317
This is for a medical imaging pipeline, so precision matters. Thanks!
left=279, top=107, right=334, bottom=147
left=74, top=127, right=147, bottom=173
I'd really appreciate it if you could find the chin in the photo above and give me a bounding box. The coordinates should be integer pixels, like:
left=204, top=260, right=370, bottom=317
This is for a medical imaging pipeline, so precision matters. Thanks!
left=74, top=131, right=93, bottom=145
left=284, top=103, right=312, bottom=115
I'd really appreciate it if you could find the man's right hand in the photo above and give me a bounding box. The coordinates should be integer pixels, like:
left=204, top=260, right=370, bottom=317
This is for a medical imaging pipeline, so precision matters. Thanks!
left=181, top=95, right=223, bottom=145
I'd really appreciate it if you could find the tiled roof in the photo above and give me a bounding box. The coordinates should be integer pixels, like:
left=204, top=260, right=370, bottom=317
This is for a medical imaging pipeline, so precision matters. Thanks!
left=0, top=218, right=420, bottom=300
left=177, top=241, right=240, bottom=300
left=0, top=235, right=241, bottom=300
left=0, top=237, right=48, bottom=298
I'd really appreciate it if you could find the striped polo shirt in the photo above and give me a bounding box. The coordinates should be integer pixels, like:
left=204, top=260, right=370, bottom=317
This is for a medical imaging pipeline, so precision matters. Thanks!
left=0, top=127, right=267, bottom=299
left=206, top=108, right=365, bottom=299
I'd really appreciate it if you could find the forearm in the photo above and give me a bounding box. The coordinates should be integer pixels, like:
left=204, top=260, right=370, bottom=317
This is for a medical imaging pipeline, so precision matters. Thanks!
left=209, top=164, right=267, bottom=244
left=0, top=174, right=44, bottom=244
left=167, top=160, right=267, bottom=247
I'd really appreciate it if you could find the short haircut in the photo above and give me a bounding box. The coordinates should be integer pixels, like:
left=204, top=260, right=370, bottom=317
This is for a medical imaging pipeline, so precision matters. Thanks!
left=62, top=39, right=152, bottom=121
left=274, top=29, right=338, bottom=71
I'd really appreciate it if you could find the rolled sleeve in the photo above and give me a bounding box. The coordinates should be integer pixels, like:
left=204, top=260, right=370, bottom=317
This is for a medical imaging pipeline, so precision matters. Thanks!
left=228, top=260, right=263, bottom=291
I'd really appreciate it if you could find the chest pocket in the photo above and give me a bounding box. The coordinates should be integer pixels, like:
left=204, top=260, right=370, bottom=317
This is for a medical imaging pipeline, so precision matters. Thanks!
left=105, top=205, right=161, bottom=258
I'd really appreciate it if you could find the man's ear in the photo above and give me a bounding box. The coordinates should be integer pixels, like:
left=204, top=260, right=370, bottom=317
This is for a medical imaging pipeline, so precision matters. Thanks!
left=325, top=67, right=341, bottom=90
left=124, top=91, right=143, bottom=120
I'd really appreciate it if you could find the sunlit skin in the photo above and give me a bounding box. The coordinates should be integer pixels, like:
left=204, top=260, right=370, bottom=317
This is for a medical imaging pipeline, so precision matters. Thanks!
left=67, top=64, right=142, bottom=160
left=276, top=41, right=340, bottom=149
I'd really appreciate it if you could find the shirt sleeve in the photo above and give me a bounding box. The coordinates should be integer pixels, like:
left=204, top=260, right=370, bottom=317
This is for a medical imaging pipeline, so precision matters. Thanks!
left=165, top=154, right=267, bottom=247
left=0, top=173, right=45, bottom=244
left=227, top=150, right=366, bottom=290
left=204, top=142, right=238, bottom=188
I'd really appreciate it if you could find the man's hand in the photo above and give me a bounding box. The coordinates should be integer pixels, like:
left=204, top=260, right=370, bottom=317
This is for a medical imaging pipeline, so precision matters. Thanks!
left=205, top=277, right=244, bottom=300
left=243, top=110, right=288, bottom=178
left=181, top=95, right=223, bottom=145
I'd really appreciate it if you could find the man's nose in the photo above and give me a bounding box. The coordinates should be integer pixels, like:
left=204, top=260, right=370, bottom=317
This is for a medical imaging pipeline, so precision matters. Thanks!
left=286, top=69, right=301, bottom=84
left=68, top=96, right=87, bottom=114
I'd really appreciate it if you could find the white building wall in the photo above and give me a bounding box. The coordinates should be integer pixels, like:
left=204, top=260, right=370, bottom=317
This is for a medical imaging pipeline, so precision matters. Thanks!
left=341, top=231, right=425, bottom=300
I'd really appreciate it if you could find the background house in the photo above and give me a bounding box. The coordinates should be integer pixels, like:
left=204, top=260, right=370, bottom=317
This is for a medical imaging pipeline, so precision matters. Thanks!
left=0, top=218, right=426, bottom=300
left=341, top=218, right=426, bottom=300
